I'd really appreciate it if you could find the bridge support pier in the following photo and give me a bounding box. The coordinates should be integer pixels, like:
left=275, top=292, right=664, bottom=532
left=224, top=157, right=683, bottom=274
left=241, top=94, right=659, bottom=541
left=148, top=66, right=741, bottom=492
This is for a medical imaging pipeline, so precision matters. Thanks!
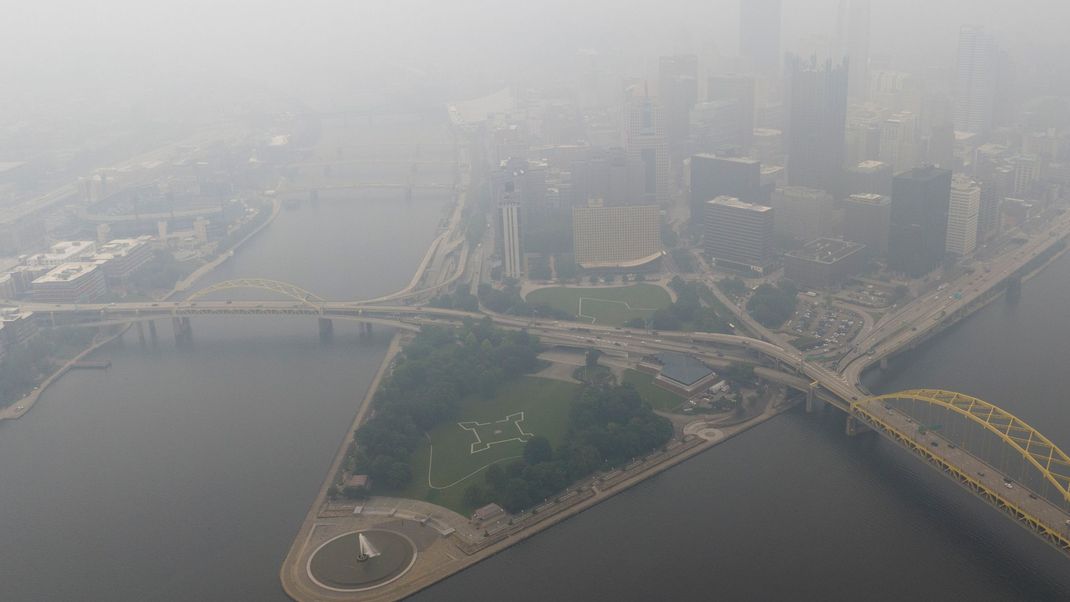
left=805, top=382, right=820, bottom=413
left=172, top=317, right=192, bottom=343
left=879, top=357, right=889, bottom=371
left=846, top=415, right=871, bottom=437
left=360, top=322, right=373, bottom=336
left=147, top=320, right=158, bottom=343
left=136, top=321, right=146, bottom=345
left=318, top=317, right=334, bottom=340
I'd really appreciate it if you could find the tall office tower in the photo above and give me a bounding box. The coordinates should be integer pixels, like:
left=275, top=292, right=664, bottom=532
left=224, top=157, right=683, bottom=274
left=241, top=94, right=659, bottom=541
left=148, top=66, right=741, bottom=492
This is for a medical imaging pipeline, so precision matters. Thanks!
left=704, top=196, right=775, bottom=273
left=708, top=74, right=757, bottom=150
left=977, top=166, right=1011, bottom=242
left=928, top=123, right=956, bottom=169
left=888, top=166, right=952, bottom=276
left=844, top=193, right=891, bottom=257
left=659, top=55, right=699, bottom=148
left=1012, top=154, right=1041, bottom=197
left=498, top=198, right=523, bottom=279
left=839, top=0, right=871, bottom=100
left=689, top=154, right=761, bottom=221
left=785, top=55, right=849, bottom=191
left=845, top=111, right=882, bottom=166
left=946, top=175, right=980, bottom=256
left=625, top=93, right=670, bottom=205
left=878, top=111, right=918, bottom=174
left=572, top=201, right=662, bottom=269
left=771, top=186, right=835, bottom=242
left=954, top=26, right=997, bottom=134
left=843, top=160, right=893, bottom=196
left=739, top=0, right=781, bottom=76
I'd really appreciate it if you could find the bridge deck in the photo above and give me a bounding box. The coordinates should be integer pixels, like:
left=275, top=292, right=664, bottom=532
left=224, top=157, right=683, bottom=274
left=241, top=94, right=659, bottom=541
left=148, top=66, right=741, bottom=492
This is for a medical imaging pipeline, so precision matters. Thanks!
left=854, top=398, right=1070, bottom=555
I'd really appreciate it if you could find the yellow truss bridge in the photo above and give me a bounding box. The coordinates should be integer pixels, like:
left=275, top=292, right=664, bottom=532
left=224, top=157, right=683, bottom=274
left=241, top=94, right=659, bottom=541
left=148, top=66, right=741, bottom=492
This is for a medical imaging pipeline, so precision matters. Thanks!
left=853, top=390, right=1070, bottom=557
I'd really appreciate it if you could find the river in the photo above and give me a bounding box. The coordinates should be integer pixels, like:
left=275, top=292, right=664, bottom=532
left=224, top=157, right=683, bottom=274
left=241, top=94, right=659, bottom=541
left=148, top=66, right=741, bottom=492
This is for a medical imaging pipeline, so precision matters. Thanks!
left=0, top=192, right=451, bottom=601
left=4, top=184, right=1070, bottom=600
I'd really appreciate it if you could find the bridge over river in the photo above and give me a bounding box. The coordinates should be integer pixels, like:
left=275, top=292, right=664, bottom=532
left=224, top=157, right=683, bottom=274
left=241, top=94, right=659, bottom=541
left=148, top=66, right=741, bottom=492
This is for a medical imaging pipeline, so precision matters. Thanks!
left=10, top=278, right=1070, bottom=558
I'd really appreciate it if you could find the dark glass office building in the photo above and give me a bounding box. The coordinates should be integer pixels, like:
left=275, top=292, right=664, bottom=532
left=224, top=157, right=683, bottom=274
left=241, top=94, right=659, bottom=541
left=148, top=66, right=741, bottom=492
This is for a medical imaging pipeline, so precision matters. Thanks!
left=888, top=166, right=952, bottom=276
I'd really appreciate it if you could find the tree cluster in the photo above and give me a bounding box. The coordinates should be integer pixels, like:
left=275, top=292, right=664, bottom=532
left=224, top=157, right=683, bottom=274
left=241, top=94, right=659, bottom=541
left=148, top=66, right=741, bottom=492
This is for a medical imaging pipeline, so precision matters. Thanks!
left=746, top=281, right=799, bottom=328
left=129, top=250, right=193, bottom=293
left=646, top=277, right=730, bottom=333
left=428, top=289, right=479, bottom=312
left=464, top=384, right=673, bottom=513
left=346, top=320, right=543, bottom=491
left=0, top=328, right=96, bottom=406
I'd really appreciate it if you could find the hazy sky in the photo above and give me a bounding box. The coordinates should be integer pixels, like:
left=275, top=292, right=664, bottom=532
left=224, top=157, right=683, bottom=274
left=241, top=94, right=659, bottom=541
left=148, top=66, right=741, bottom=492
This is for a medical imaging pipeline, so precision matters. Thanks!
left=2, top=1, right=1069, bottom=113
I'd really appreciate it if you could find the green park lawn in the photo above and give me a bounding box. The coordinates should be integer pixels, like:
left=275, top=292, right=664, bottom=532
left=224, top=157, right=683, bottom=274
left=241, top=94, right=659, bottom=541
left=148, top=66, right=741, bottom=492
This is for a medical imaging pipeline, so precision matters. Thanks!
left=398, top=376, right=580, bottom=513
left=621, top=369, right=685, bottom=411
left=525, top=284, right=672, bottom=326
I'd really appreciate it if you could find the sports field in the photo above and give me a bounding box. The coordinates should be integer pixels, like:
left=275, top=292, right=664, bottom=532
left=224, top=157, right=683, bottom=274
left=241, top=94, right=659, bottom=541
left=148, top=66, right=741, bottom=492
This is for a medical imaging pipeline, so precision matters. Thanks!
left=525, top=284, right=672, bottom=326
left=399, top=376, right=581, bottom=513
left=622, top=369, right=685, bottom=411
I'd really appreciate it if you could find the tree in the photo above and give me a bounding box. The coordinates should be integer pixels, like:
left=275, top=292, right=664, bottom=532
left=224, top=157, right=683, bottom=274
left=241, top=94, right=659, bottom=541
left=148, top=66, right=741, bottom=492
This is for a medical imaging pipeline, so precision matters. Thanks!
left=585, top=348, right=602, bottom=369
left=463, top=483, right=491, bottom=508
left=523, top=436, right=553, bottom=465
left=624, top=317, right=646, bottom=329
left=499, top=478, right=533, bottom=513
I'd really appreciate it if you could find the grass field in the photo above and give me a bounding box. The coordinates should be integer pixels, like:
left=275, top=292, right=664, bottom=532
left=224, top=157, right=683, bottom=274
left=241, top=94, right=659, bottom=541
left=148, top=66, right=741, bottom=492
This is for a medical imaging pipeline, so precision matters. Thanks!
left=622, top=369, right=685, bottom=411
left=525, top=284, right=672, bottom=326
left=397, top=376, right=581, bottom=513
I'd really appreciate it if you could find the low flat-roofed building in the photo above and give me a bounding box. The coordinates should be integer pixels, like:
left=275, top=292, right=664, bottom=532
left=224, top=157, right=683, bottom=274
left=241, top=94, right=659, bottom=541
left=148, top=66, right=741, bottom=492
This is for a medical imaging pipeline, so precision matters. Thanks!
left=25, top=240, right=96, bottom=268
left=31, top=262, right=108, bottom=303
left=785, top=238, right=866, bottom=288
left=472, top=503, right=506, bottom=523
left=93, top=236, right=153, bottom=283
left=639, top=352, right=719, bottom=397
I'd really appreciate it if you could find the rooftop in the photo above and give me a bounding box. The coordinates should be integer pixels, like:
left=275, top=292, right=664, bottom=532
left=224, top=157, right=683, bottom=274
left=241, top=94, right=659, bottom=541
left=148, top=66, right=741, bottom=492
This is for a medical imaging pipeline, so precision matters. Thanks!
left=653, top=352, right=715, bottom=387
left=32, top=262, right=100, bottom=284
left=693, top=154, right=758, bottom=165
left=846, top=193, right=889, bottom=206
left=708, top=195, right=772, bottom=212
left=787, top=238, right=866, bottom=264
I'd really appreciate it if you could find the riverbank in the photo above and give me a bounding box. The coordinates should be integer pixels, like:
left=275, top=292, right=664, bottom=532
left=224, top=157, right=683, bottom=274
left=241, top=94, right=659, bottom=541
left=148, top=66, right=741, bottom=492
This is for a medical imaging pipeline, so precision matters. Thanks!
left=0, top=197, right=282, bottom=422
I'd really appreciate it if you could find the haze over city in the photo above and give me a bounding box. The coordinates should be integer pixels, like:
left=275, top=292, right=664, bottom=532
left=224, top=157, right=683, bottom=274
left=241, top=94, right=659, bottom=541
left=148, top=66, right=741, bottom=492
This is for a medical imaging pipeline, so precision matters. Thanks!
left=2, top=1, right=1070, bottom=601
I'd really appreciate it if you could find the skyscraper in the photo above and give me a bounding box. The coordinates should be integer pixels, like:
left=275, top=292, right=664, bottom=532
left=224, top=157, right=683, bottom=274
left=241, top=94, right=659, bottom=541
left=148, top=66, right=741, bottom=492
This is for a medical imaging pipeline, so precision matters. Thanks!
left=658, top=55, right=699, bottom=148
left=707, top=74, right=756, bottom=150
left=946, top=175, right=980, bottom=256
left=689, top=154, right=761, bottom=221
left=625, top=93, right=670, bottom=205
left=498, top=199, right=523, bottom=279
left=954, top=26, right=997, bottom=134
left=844, top=193, right=891, bottom=257
left=843, top=0, right=871, bottom=100
left=785, top=55, right=849, bottom=191
left=739, top=0, right=781, bottom=76
left=888, top=166, right=952, bottom=276
left=878, top=111, right=918, bottom=174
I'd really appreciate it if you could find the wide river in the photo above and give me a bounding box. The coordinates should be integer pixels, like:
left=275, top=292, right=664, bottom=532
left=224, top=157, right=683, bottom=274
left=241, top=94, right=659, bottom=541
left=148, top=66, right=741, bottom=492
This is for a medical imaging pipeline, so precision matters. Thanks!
left=4, top=189, right=1070, bottom=600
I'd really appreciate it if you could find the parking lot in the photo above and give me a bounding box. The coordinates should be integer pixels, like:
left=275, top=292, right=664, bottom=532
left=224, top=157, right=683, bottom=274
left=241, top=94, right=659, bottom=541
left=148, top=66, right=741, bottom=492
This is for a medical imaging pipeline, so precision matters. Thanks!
left=784, top=302, right=863, bottom=352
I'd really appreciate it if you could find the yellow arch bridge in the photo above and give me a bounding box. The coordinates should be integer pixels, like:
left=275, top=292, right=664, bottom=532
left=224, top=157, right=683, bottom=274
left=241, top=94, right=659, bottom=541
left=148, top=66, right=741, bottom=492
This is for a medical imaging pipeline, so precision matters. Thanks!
left=852, top=390, right=1070, bottom=557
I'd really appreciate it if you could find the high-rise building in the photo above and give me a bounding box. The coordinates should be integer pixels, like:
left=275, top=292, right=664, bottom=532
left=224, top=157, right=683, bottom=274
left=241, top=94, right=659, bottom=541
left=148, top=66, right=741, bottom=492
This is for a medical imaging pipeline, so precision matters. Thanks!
left=572, top=201, right=662, bottom=269
left=785, top=55, right=849, bottom=191
left=1012, top=154, right=1041, bottom=197
left=707, top=74, right=756, bottom=150
left=888, top=166, right=952, bottom=276
left=625, top=93, right=670, bottom=205
left=739, top=0, right=781, bottom=76
left=978, top=165, right=1011, bottom=242
left=954, top=26, right=997, bottom=134
left=771, top=186, right=835, bottom=243
left=844, top=0, right=871, bottom=100
left=946, top=175, right=980, bottom=256
left=878, top=112, right=918, bottom=174
left=689, top=154, right=761, bottom=221
left=844, top=193, right=890, bottom=257
left=658, top=55, right=699, bottom=148
left=704, top=196, right=775, bottom=273
left=498, top=199, right=523, bottom=279
left=843, top=160, right=893, bottom=196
